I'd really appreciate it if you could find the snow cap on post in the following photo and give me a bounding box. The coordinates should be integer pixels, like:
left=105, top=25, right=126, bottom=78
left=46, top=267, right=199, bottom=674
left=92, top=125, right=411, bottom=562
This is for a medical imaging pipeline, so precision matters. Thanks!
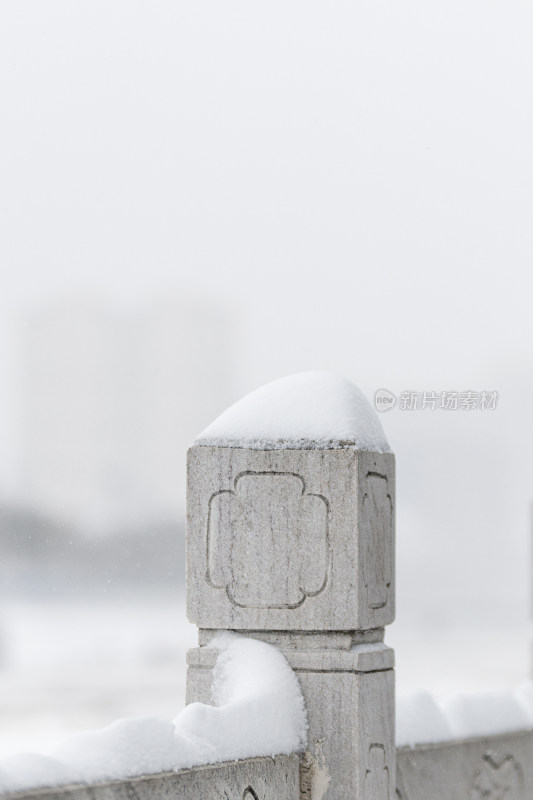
left=187, top=372, right=395, bottom=631
left=195, top=371, right=391, bottom=452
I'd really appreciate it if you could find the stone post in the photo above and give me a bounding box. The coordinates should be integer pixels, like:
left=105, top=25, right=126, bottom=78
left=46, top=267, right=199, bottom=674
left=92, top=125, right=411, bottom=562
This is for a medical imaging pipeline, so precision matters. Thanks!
left=185, top=397, right=395, bottom=799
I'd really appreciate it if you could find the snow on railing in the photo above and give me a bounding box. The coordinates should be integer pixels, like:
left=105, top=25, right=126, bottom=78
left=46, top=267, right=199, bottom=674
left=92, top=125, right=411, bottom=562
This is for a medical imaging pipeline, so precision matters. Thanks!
left=2, top=372, right=533, bottom=800
left=397, top=685, right=533, bottom=748
left=0, top=635, right=305, bottom=795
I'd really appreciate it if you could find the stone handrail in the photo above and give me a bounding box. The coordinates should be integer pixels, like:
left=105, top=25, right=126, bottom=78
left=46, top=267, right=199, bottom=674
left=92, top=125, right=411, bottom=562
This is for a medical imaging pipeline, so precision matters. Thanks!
left=2, top=755, right=299, bottom=800
left=397, top=728, right=533, bottom=800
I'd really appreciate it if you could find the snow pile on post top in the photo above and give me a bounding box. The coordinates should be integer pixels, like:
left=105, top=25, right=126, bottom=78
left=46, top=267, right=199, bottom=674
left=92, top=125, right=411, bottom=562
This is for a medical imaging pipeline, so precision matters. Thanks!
left=196, top=371, right=391, bottom=452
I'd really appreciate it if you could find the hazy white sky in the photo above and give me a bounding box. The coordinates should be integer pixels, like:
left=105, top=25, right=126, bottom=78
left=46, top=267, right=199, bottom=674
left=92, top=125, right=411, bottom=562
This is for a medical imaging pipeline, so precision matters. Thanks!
left=1, top=2, right=533, bottom=626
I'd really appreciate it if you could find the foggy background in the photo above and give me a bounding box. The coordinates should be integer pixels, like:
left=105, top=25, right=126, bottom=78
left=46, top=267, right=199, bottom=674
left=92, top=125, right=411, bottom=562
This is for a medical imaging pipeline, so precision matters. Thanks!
left=1, top=0, right=532, bottom=757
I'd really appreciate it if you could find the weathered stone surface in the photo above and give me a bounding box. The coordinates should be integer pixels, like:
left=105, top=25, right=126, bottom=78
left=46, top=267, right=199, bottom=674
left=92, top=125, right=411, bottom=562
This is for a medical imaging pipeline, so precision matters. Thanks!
left=396, top=729, right=533, bottom=800
left=186, top=445, right=395, bottom=631
left=1, top=755, right=300, bottom=800
left=198, top=627, right=385, bottom=649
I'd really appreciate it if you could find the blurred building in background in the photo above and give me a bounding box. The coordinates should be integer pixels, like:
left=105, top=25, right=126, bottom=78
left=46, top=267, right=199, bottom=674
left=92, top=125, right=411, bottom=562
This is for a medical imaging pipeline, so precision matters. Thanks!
left=0, top=295, right=235, bottom=597
left=20, top=296, right=234, bottom=533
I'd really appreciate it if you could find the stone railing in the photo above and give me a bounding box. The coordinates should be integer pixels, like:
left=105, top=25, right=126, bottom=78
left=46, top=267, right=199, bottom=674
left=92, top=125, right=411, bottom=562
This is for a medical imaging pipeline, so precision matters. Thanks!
left=9, top=735, right=533, bottom=800
left=5, top=756, right=300, bottom=800
left=397, top=729, right=533, bottom=800
left=2, top=376, right=532, bottom=800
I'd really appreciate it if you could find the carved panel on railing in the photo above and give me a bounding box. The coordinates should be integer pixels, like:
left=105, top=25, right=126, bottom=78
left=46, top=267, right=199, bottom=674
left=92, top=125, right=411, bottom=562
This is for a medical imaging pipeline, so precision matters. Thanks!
left=187, top=445, right=395, bottom=631
left=362, top=472, right=393, bottom=611
left=365, top=743, right=390, bottom=797
left=397, top=731, right=533, bottom=800
left=207, top=471, right=329, bottom=609
left=471, top=752, right=524, bottom=800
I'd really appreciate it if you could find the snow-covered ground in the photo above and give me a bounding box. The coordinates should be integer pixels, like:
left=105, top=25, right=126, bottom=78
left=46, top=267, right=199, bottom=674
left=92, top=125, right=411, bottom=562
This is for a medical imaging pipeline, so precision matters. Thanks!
left=0, top=597, right=530, bottom=760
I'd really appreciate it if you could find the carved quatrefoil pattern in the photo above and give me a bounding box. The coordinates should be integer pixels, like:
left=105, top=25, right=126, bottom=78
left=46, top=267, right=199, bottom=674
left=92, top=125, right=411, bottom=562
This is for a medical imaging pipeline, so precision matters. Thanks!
left=206, top=471, right=330, bottom=609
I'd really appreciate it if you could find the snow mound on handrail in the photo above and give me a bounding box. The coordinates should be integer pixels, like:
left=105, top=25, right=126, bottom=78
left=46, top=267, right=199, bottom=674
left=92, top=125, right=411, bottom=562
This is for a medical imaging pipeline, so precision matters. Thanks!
left=397, top=684, right=533, bottom=748
left=0, top=634, right=307, bottom=794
